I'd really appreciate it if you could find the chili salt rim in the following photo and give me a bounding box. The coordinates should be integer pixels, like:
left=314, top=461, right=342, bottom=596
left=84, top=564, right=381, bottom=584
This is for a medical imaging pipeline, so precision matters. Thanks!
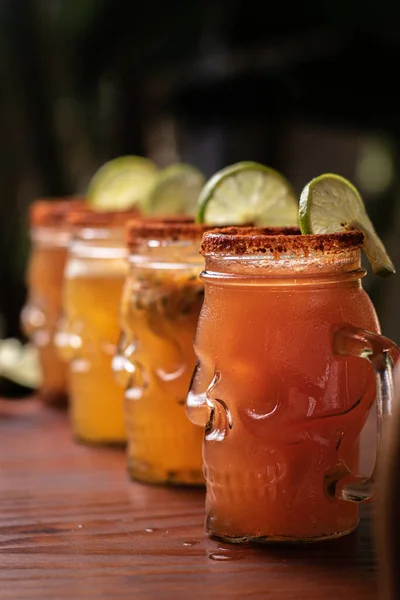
left=29, top=197, right=87, bottom=227
left=126, top=218, right=215, bottom=248
left=66, top=206, right=142, bottom=229
left=200, top=226, right=364, bottom=256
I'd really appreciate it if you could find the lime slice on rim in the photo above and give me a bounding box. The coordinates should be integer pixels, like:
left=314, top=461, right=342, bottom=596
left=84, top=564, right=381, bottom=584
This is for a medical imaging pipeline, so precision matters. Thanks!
left=299, top=173, right=395, bottom=277
left=87, top=156, right=159, bottom=211
left=196, top=161, right=298, bottom=226
left=147, top=163, right=205, bottom=216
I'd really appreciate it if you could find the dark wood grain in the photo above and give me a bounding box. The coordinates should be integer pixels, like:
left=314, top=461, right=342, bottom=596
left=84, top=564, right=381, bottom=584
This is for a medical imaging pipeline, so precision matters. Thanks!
left=0, top=398, right=378, bottom=600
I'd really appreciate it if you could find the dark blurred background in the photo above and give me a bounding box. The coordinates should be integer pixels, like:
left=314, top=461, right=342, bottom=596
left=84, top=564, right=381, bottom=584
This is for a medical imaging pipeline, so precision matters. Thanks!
left=1, top=0, right=400, bottom=344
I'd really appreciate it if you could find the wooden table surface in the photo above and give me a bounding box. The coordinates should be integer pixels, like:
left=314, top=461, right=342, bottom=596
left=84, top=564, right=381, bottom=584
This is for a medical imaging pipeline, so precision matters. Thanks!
left=0, top=398, right=379, bottom=600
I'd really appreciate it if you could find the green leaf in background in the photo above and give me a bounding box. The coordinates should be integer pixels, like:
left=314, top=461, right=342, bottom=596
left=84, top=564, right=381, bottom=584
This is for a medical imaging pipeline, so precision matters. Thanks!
left=0, top=338, right=42, bottom=389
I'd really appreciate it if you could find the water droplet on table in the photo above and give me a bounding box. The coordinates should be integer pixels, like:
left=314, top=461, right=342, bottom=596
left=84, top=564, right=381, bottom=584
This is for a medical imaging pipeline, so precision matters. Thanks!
left=209, top=553, right=234, bottom=561
left=183, top=541, right=200, bottom=547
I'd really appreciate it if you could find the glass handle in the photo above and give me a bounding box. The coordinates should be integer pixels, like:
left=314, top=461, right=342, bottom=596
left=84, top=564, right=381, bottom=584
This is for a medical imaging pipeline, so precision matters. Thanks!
left=331, top=324, right=399, bottom=503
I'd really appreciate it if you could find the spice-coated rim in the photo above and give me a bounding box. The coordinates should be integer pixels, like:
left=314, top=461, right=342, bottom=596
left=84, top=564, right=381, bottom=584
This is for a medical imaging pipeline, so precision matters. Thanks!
left=66, top=207, right=141, bottom=228
left=200, top=226, right=364, bottom=256
left=29, top=198, right=87, bottom=227
left=126, top=217, right=216, bottom=247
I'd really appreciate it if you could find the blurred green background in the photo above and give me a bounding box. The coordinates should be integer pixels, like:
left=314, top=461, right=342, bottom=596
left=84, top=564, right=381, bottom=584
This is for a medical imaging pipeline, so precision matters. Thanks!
left=0, top=0, right=399, bottom=346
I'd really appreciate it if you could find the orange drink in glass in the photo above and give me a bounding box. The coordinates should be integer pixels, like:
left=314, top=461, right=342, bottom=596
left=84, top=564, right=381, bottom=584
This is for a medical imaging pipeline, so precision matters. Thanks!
left=56, top=209, right=139, bottom=444
left=187, top=227, right=399, bottom=542
left=114, top=220, right=213, bottom=484
left=21, top=198, right=85, bottom=407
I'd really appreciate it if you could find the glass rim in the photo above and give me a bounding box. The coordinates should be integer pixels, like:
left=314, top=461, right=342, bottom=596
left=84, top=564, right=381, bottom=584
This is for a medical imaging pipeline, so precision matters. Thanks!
left=67, top=206, right=141, bottom=229
left=125, top=217, right=215, bottom=248
left=30, top=197, right=86, bottom=228
left=200, top=226, right=364, bottom=256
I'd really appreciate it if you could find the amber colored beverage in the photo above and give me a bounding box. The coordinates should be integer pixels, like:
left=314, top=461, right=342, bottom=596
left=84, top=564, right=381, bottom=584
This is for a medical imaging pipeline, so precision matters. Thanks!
left=57, top=209, right=139, bottom=444
left=187, top=227, right=399, bottom=542
left=114, top=221, right=212, bottom=484
left=21, top=198, right=85, bottom=407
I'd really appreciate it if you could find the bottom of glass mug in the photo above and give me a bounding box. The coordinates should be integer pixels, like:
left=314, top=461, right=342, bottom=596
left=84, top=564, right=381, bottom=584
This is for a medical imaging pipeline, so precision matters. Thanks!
left=73, top=432, right=126, bottom=448
left=207, top=522, right=359, bottom=544
left=39, top=389, right=68, bottom=409
left=127, top=458, right=205, bottom=486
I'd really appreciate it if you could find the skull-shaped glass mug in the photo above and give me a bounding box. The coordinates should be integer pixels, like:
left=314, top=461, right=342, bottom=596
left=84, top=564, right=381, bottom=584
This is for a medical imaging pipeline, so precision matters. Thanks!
left=113, top=220, right=214, bottom=485
left=55, top=208, right=139, bottom=445
left=21, top=198, right=85, bottom=407
left=186, top=227, right=399, bottom=543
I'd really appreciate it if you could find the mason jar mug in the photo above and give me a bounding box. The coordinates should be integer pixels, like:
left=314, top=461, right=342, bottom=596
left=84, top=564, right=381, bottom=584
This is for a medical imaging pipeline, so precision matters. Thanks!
left=56, top=209, right=139, bottom=444
left=187, top=227, right=399, bottom=543
left=114, top=220, right=213, bottom=484
left=21, top=197, right=85, bottom=407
